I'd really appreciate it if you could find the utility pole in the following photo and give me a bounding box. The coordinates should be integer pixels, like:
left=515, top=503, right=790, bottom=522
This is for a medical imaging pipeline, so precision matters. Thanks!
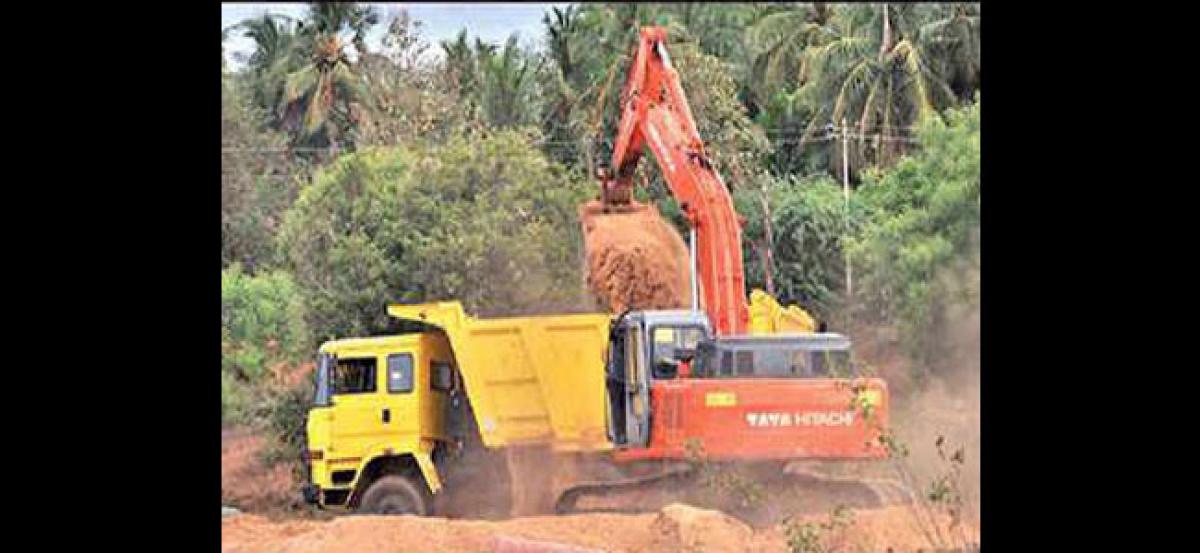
left=842, top=118, right=852, bottom=301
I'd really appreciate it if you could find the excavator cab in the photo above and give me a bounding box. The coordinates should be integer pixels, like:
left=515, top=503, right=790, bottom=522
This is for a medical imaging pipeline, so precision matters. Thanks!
left=604, top=315, right=889, bottom=462
left=605, top=310, right=711, bottom=448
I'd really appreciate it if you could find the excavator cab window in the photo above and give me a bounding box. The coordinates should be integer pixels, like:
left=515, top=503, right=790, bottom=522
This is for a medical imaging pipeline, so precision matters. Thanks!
left=650, top=325, right=705, bottom=379
left=690, top=340, right=853, bottom=379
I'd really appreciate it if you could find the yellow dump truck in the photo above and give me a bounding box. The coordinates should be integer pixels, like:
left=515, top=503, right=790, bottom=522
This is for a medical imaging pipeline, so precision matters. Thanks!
left=302, top=301, right=617, bottom=514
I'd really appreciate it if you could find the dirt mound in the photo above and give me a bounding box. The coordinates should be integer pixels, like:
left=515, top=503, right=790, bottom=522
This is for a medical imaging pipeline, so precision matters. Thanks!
left=649, top=503, right=753, bottom=551
left=222, top=512, right=660, bottom=553
left=222, top=427, right=301, bottom=514
left=222, top=503, right=975, bottom=553
left=578, top=200, right=691, bottom=313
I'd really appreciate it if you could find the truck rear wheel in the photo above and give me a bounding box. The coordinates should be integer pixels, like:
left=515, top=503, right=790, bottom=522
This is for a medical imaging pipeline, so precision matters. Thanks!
left=357, top=475, right=429, bottom=516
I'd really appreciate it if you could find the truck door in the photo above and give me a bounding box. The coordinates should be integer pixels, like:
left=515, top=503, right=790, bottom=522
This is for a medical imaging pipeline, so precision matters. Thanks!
left=328, top=356, right=389, bottom=451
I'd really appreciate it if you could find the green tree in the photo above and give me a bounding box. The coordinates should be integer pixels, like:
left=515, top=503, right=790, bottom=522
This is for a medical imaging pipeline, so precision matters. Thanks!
left=235, top=13, right=302, bottom=125
left=540, top=5, right=589, bottom=168
left=736, top=174, right=862, bottom=320
left=440, top=30, right=542, bottom=130
left=849, top=99, right=980, bottom=368
left=478, top=34, right=542, bottom=129
left=221, top=265, right=310, bottom=422
left=278, top=3, right=380, bottom=155
left=792, top=3, right=979, bottom=175
left=277, top=129, right=595, bottom=342
left=222, top=70, right=299, bottom=271
left=744, top=3, right=834, bottom=114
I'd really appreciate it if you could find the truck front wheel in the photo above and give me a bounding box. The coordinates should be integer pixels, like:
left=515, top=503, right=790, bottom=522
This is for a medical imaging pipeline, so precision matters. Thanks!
left=357, top=475, right=429, bottom=516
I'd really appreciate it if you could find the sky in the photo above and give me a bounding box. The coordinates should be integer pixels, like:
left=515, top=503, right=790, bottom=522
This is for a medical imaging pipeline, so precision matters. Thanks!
left=222, top=2, right=570, bottom=69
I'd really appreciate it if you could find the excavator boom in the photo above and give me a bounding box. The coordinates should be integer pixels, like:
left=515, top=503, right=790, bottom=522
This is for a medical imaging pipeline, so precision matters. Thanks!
left=598, top=27, right=749, bottom=335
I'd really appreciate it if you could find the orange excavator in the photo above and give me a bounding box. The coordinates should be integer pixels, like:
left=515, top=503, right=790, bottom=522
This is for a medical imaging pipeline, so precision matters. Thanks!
left=559, top=27, right=900, bottom=516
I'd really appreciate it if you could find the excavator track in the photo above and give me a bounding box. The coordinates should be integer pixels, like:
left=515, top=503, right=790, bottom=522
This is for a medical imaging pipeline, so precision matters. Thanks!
left=555, top=464, right=697, bottom=515
left=555, top=461, right=914, bottom=526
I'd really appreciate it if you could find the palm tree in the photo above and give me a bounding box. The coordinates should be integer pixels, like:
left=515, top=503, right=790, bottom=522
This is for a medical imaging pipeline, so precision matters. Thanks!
left=440, top=29, right=480, bottom=99
left=541, top=5, right=585, bottom=165
left=544, top=5, right=580, bottom=80
left=235, top=14, right=302, bottom=127
left=277, top=3, right=380, bottom=153
left=790, top=4, right=965, bottom=176
left=745, top=3, right=835, bottom=113
left=919, top=3, right=980, bottom=102
left=301, top=2, right=380, bottom=58
left=477, top=34, right=540, bottom=129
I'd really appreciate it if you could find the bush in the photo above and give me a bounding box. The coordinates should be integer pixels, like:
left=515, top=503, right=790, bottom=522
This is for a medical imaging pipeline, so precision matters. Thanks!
left=736, top=175, right=865, bottom=321
left=221, top=371, right=251, bottom=425
left=254, top=377, right=315, bottom=469
left=221, top=75, right=303, bottom=272
left=221, top=265, right=310, bottom=423
left=849, top=101, right=980, bottom=366
left=277, top=128, right=595, bottom=342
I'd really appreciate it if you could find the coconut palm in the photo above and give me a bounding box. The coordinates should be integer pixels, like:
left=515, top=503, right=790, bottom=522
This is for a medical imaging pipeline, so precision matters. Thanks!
left=919, top=3, right=980, bottom=102
left=300, top=2, right=380, bottom=58
left=440, top=29, right=480, bottom=97
left=477, top=34, right=541, bottom=129
left=235, top=14, right=302, bottom=127
left=277, top=3, right=380, bottom=151
left=544, top=5, right=581, bottom=79
left=744, top=3, right=836, bottom=112
left=789, top=3, right=966, bottom=174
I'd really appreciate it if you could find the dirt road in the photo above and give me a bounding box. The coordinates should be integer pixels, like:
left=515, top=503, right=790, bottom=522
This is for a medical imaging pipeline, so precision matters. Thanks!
left=223, top=502, right=974, bottom=553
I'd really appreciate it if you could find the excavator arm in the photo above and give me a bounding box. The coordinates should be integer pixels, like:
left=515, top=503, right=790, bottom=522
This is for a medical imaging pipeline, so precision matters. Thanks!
left=598, top=27, right=749, bottom=335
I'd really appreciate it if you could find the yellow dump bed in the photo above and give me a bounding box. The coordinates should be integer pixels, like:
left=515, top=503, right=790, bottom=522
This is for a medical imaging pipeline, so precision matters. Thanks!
left=388, top=301, right=614, bottom=453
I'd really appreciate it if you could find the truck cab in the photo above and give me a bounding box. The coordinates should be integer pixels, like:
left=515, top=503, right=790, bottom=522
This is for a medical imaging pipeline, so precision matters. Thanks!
left=303, top=332, right=463, bottom=514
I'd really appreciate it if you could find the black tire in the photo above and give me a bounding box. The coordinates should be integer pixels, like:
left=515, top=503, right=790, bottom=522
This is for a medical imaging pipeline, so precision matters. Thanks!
left=357, top=475, right=429, bottom=516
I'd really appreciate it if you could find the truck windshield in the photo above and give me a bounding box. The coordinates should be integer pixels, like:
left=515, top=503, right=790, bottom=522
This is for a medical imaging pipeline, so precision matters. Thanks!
left=314, top=353, right=333, bottom=407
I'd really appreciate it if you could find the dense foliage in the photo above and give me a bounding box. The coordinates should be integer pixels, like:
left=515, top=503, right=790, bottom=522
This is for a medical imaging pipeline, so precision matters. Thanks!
left=851, top=100, right=980, bottom=366
left=221, top=2, right=981, bottom=453
left=276, top=129, right=594, bottom=342
left=735, top=174, right=864, bottom=321
left=221, top=266, right=309, bottom=422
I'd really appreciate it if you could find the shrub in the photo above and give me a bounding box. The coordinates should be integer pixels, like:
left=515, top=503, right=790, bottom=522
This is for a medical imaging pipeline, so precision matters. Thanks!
left=277, top=128, right=594, bottom=342
left=849, top=101, right=980, bottom=367
left=736, top=174, right=865, bottom=321
left=221, top=265, right=310, bottom=424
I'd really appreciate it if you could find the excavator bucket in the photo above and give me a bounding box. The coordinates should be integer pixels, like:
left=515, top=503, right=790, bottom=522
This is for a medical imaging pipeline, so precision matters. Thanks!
left=577, top=199, right=692, bottom=313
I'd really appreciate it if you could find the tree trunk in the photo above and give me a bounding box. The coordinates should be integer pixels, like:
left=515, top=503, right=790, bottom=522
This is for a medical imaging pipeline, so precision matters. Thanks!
left=879, top=4, right=893, bottom=63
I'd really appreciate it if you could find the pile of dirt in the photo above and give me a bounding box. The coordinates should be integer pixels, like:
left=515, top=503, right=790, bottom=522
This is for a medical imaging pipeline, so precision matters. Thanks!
left=648, top=503, right=754, bottom=551
left=222, top=503, right=973, bottom=553
left=578, top=200, right=691, bottom=313
left=222, top=427, right=301, bottom=514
